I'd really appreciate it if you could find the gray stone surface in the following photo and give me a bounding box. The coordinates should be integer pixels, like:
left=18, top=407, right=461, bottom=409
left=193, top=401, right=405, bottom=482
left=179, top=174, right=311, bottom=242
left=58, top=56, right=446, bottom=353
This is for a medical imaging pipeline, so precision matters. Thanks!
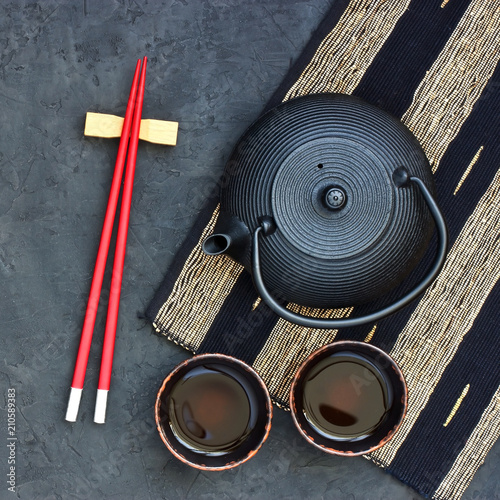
left=0, top=1, right=498, bottom=499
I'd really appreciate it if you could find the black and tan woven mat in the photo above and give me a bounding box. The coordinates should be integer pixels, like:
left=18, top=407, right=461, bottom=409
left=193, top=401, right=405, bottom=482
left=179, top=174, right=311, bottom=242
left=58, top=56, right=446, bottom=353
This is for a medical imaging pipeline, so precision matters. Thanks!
left=146, top=1, right=500, bottom=498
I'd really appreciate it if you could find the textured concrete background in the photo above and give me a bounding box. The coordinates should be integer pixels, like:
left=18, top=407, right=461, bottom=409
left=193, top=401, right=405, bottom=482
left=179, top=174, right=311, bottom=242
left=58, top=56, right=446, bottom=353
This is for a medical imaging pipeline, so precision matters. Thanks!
left=0, top=1, right=498, bottom=499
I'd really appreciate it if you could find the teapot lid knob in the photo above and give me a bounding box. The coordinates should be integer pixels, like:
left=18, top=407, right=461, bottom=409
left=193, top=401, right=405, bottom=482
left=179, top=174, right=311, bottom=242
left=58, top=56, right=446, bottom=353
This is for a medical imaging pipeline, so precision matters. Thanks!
left=324, top=187, right=347, bottom=210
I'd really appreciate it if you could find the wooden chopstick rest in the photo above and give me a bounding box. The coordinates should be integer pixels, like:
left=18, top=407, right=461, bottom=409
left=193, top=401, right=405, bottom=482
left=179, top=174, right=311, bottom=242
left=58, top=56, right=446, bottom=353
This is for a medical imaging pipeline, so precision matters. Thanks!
left=84, top=111, right=178, bottom=145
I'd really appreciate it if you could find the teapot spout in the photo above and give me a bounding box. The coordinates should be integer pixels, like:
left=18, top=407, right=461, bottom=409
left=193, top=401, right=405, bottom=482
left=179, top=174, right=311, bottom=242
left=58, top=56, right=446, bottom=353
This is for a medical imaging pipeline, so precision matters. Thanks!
left=202, top=233, right=231, bottom=256
left=201, top=211, right=251, bottom=268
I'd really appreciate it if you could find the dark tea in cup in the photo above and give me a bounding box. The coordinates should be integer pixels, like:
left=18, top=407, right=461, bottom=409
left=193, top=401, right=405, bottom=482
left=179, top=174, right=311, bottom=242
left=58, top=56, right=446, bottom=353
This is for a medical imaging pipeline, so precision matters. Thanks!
left=290, top=341, right=407, bottom=455
left=167, top=363, right=256, bottom=453
left=155, top=354, right=272, bottom=470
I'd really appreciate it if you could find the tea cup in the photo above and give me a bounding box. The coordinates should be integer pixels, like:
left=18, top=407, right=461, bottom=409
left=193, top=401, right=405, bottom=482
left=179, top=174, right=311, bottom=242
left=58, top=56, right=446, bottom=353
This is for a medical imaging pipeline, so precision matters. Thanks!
left=290, top=341, right=407, bottom=455
left=155, top=353, right=272, bottom=470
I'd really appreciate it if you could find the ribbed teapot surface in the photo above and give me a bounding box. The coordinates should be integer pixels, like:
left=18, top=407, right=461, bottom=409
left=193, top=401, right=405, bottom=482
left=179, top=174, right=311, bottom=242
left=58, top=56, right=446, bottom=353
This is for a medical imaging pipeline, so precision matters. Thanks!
left=219, top=94, right=435, bottom=308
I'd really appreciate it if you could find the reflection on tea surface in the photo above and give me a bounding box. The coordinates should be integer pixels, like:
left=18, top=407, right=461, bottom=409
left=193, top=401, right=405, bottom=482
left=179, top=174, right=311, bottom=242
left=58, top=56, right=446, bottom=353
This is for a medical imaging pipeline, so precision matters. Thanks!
left=302, top=352, right=391, bottom=440
left=164, top=364, right=257, bottom=455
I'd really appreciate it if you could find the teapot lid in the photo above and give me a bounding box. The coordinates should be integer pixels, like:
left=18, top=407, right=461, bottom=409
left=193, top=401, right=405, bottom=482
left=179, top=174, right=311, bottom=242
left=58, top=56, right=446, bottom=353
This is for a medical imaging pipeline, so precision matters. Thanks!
left=220, top=94, right=436, bottom=308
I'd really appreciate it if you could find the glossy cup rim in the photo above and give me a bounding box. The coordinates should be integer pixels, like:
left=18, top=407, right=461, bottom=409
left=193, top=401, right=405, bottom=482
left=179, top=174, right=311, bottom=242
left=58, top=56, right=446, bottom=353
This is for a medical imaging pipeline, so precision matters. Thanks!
left=289, top=341, right=408, bottom=456
left=155, top=353, right=273, bottom=470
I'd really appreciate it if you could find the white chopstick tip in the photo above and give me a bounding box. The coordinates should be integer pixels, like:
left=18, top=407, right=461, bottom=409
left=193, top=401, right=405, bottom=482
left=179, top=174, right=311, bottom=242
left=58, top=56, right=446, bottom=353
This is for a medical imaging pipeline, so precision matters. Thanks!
left=94, top=389, right=109, bottom=424
left=65, top=387, right=83, bottom=422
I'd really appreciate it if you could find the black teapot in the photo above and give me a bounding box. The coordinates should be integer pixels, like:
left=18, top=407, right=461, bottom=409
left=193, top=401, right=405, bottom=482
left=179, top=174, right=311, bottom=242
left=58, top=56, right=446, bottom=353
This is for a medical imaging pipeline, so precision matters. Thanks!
left=202, top=94, right=447, bottom=328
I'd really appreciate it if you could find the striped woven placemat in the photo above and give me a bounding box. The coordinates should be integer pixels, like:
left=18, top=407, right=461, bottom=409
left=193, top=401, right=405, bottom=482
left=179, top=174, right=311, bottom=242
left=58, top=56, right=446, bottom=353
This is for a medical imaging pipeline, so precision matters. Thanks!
left=146, top=1, right=500, bottom=498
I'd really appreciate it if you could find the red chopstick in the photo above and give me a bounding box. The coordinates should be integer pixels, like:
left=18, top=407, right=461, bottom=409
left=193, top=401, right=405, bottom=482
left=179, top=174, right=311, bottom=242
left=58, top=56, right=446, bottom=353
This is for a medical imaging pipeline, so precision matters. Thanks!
left=65, top=59, right=143, bottom=422
left=94, top=57, right=147, bottom=424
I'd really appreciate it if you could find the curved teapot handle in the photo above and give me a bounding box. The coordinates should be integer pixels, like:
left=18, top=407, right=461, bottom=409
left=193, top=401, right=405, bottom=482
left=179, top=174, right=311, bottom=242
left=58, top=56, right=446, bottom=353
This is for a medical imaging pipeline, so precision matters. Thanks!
left=251, top=168, right=448, bottom=329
